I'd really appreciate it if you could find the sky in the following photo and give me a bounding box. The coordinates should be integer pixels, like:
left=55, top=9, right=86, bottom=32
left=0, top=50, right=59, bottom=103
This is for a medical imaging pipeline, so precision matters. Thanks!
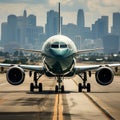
left=0, top=0, right=120, bottom=36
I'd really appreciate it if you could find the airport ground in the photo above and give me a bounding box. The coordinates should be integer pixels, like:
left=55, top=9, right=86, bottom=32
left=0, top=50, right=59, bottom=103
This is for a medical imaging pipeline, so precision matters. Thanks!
left=0, top=65, right=120, bottom=120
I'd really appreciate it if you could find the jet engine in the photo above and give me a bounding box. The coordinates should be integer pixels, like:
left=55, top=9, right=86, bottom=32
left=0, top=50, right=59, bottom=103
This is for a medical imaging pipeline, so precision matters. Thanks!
left=6, top=66, right=25, bottom=85
left=95, top=67, right=114, bottom=86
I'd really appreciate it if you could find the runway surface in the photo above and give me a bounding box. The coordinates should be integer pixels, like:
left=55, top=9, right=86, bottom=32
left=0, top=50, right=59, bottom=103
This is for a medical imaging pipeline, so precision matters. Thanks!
left=0, top=70, right=120, bottom=120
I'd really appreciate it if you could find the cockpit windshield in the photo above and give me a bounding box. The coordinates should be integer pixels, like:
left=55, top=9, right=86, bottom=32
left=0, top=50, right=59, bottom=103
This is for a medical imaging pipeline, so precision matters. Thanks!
left=60, top=44, right=67, bottom=48
left=51, top=44, right=59, bottom=48
left=51, top=42, right=67, bottom=49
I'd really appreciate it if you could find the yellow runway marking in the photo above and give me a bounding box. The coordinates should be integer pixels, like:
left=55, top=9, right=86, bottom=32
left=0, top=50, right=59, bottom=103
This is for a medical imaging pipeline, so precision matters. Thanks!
left=53, top=94, right=63, bottom=120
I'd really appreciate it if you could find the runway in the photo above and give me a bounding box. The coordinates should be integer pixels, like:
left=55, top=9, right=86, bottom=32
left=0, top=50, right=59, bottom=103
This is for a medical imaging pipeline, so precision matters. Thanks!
left=0, top=71, right=120, bottom=120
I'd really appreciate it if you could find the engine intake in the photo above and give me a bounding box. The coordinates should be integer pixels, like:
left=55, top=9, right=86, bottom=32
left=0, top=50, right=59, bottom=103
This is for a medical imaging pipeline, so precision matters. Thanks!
left=6, top=66, right=25, bottom=85
left=95, top=67, right=114, bottom=86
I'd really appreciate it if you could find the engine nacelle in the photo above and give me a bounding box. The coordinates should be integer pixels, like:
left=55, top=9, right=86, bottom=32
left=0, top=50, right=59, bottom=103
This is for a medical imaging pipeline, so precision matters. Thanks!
left=6, top=66, right=25, bottom=85
left=95, top=67, right=114, bottom=86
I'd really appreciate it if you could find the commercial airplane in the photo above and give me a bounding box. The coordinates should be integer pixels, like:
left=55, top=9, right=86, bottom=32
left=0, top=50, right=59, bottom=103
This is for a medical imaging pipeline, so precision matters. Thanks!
left=0, top=3, right=120, bottom=92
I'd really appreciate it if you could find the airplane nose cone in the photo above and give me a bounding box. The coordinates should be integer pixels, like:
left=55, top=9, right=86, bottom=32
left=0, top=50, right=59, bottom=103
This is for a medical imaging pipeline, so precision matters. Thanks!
left=50, top=48, right=68, bottom=57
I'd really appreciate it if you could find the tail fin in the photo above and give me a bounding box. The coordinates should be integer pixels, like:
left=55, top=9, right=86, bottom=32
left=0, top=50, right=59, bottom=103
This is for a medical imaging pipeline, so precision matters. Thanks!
left=58, top=2, right=61, bottom=35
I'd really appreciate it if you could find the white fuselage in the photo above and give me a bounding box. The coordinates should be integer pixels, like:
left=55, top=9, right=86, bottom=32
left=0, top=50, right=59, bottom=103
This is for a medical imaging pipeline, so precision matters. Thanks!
left=42, top=35, right=77, bottom=75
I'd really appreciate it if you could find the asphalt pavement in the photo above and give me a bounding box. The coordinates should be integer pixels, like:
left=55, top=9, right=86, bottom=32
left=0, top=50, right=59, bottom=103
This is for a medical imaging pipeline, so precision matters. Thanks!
left=0, top=70, right=120, bottom=120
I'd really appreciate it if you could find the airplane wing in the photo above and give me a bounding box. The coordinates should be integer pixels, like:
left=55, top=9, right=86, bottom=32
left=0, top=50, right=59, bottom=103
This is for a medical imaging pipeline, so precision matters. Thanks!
left=75, top=63, right=120, bottom=73
left=0, top=63, right=43, bottom=72
left=15, top=48, right=42, bottom=54
left=76, top=48, right=103, bottom=54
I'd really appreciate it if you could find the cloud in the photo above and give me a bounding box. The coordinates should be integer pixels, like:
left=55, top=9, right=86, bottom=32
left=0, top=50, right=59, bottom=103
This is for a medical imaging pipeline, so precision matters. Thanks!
left=0, top=3, right=47, bottom=26
left=86, top=0, right=120, bottom=18
left=0, top=0, right=48, bottom=4
left=0, top=0, right=120, bottom=34
left=48, top=0, right=59, bottom=6
left=101, top=0, right=120, bottom=7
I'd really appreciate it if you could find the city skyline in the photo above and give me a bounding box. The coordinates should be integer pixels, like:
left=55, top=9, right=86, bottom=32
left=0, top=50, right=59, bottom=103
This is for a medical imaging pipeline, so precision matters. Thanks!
left=1, top=7, right=120, bottom=53
left=0, top=0, right=120, bottom=38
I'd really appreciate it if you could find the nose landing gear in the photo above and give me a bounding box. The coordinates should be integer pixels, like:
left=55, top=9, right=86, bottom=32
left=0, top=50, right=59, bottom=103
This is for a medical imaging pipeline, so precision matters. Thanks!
left=55, top=76, right=64, bottom=93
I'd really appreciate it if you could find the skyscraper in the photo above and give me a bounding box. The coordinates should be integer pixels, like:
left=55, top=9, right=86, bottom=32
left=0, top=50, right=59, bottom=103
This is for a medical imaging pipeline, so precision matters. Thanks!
left=46, top=10, right=59, bottom=37
left=111, top=12, right=120, bottom=36
left=1, top=23, right=8, bottom=45
left=28, top=15, right=36, bottom=26
left=92, top=16, right=108, bottom=38
left=77, top=9, right=85, bottom=28
left=7, top=15, right=17, bottom=42
left=1, top=10, right=43, bottom=51
left=103, top=34, right=119, bottom=54
left=23, top=10, right=27, bottom=18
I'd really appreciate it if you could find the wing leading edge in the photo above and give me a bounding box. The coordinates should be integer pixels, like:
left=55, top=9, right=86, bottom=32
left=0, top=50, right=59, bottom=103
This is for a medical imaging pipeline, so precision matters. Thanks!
left=75, top=63, right=120, bottom=73
left=15, top=48, right=42, bottom=54
left=0, top=63, right=43, bottom=72
left=76, top=48, right=103, bottom=54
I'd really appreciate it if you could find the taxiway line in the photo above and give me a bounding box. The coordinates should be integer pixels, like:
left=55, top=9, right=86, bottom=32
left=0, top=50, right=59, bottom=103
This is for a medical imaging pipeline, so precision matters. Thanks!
left=52, top=93, right=63, bottom=120
left=72, top=78, right=115, bottom=120
left=84, top=92, right=115, bottom=120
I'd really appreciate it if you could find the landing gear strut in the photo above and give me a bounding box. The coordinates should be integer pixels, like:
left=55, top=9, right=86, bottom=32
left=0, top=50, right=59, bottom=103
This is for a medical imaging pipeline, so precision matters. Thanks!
left=78, top=72, right=91, bottom=92
left=55, top=76, right=64, bottom=93
left=30, top=72, right=43, bottom=92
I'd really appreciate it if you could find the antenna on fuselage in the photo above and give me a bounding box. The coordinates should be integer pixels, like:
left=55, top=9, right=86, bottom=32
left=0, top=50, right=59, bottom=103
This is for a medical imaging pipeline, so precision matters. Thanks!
left=58, top=2, right=61, bottom=35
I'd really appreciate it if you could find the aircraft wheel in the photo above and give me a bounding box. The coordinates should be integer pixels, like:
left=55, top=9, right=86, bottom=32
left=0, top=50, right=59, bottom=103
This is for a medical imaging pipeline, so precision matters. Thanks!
left=39, top=83, right=42, bottom=92
left=61, top=85, right=64, bottom=93
left=30, top=83, right=34, bottom=92
left=55, top=85, right=58, bottom=93
left=87, top=83, right=91, bottom=92
left=78, top=83, right=82, bottom=92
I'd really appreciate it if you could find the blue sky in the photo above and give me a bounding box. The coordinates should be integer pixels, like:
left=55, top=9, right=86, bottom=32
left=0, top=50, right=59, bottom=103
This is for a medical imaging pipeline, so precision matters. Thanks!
left=0, top=0, right=120, bottom=34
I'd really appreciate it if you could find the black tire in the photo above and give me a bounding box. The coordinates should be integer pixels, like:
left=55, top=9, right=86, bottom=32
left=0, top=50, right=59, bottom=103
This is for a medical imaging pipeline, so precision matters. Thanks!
left=30, top=83, right=34, bottom=92
left=29, top=71, right=32, bottom=77
left=39, top=83, right=42, bottom=92
left=87, top=83, right=91, bottom=92
left=88, top=71, right=91, bottom=77
left=61, top=85, right=64, bottom=93
left=55, top=85, right=58, bottom=93
left=78, top=83, right=82, bottom=92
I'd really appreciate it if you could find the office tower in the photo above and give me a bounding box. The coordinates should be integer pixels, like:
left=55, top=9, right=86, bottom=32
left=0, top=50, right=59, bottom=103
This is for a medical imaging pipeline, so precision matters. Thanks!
left=46, top=10, right=62, bottom=37
left=7, top=15, right=17, bottom=42
left=92, top=16, right=108, bottom=38
left=74, top=35, right=82, bottom=50
left=77, top=9, right=85, bottom=28
left=103, top=34, right=119, bottom=54
left=1, top=10, right=45, bottom=51
left=111, top=12, right=120, bottom=36
left=28, top=15, right=36, bottom=26
left=1, top=23, right=8, bottom=45
left=23, top=10, right=27, bottom=18
left=17, top=11, right=28, bottom=46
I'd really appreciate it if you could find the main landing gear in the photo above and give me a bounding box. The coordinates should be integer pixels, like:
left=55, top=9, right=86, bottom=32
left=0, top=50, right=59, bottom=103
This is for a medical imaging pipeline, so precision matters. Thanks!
left=78, top=72, right=91, bottom=92
left=30, top=72, right=43, bottom=92
left=55, top=76, right=64, bottom=93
